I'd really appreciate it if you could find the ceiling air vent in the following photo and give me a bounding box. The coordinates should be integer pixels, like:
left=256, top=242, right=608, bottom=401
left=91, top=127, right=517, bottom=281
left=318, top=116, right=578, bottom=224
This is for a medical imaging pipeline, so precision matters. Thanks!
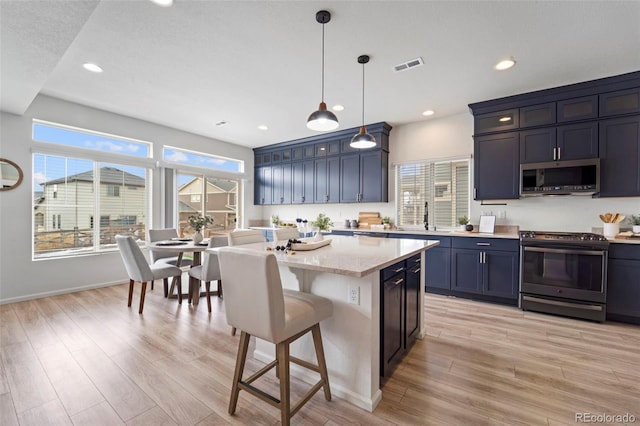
left=393, top=57, right=424, bottom=73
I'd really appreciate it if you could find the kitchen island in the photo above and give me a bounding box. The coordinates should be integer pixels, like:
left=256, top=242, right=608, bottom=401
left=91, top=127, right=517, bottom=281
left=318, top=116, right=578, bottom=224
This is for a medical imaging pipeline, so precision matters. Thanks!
left=209, top=235, right=439, bottom=412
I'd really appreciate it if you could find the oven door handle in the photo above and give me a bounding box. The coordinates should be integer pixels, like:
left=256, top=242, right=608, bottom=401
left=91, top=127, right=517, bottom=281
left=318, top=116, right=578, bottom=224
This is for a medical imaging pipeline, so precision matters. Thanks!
left=522, top=295, right=603, bottom=311
left=522, top=246, right=607, bottom=256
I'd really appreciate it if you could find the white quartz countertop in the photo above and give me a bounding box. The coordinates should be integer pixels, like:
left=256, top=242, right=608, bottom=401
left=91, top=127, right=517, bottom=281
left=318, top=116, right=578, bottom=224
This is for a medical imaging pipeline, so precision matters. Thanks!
left=209, top=235, right=440, bottom=278
left=333, top=226, right=520, bottom=239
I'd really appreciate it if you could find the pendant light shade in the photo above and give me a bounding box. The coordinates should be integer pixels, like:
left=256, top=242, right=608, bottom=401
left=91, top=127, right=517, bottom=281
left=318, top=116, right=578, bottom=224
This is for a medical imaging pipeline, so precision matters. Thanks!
left=350, top=55, right=376, bottom=149
left=307, top=10, right=339, bottom=131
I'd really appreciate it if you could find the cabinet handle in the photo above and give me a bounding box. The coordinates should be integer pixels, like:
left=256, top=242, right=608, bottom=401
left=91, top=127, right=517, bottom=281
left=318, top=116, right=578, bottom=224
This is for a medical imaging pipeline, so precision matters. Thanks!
left=280, top=197, right=284, bottom=204
left=411, top=267, right=421, bottom=273
left=557, top=147, right=561, bottom=160
left=301, top=196, right=305, bottom=202
left=553, top=147, right=557, bottom=161
left=325, top=194, right=329, bottom=202
left=393, top=267, right=405, bottom=273
left=476, top=242, right=490, bottom=246
left=482, top=252, right=486, bottom=263
left=473, top=188, right=477, bottom=199
left=479, top=252, right=483, bottom=263
left=393, top=278, right=404, bottom=286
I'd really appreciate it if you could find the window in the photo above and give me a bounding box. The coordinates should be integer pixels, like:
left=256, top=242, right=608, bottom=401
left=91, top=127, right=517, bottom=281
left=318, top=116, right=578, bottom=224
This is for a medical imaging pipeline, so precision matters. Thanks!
left=396, top=158, right=469, bottom=229
left=163, top=146, right=243, bottom=173
left=106, top=185, right=120, bottom=197
left=32, top=121, right=152, bottom=259
left=177, top=172, right=238, bottom=234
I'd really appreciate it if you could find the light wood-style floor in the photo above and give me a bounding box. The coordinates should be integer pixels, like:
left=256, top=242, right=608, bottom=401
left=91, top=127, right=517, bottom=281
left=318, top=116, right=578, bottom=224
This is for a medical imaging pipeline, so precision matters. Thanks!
left=1, top=282, right=639, bottom=425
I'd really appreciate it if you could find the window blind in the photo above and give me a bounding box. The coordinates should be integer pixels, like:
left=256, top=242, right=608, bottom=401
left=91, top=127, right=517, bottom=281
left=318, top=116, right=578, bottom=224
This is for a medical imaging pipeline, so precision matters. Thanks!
left=396, top=159, right=469, bottom=228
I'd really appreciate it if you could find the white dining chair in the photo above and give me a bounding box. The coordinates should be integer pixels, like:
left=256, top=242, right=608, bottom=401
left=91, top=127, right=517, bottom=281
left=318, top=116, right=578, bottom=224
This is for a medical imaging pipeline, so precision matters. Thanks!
left=217, top=247, right=333, bottom=425
left=115, top=235, right=183, bottom=314
left=272, top=227, right=301, bottom=242
left=188, top=236, right=228, bottom=312
left=227, top=229, right=265, bottom=246
left=148, top=228, right=194, bottom=268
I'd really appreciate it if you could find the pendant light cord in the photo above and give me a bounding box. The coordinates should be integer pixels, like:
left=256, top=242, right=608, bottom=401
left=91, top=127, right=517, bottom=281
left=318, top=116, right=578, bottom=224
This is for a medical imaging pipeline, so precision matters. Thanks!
left=361, top=61, right=365, bottom=126
left=321, top=23, right=325, bottom=102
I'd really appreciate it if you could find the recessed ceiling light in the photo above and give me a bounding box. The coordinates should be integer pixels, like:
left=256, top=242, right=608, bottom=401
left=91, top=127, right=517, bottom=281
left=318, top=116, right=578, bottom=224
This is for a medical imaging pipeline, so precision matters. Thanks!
left=495, top=58, right=516, bottom=71
left=258, top=125, right=269, bottom=131
left=82, top=63, right=103, bottom=73
left=332, top=105, right=344, bottom=112
left=215, top=120, right=229, bottom=126
left=149, top=0, right=173, bottom=7
left=422, top=110, right=435, bottom=117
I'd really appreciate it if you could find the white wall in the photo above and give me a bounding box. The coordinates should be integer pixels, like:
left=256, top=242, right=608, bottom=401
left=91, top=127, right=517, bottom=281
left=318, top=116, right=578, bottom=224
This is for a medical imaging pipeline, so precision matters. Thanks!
left=0, top=95, right=256, bottom=302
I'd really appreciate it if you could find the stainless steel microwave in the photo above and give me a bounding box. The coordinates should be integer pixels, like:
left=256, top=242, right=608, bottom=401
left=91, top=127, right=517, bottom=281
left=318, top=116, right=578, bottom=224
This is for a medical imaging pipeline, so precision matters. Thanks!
left=520, top=158, right=600, bottom=196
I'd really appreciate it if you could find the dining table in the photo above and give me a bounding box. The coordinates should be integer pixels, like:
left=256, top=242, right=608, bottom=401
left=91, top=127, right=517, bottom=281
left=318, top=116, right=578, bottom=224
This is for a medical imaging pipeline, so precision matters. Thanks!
left=147, top=239, right=209, bottom=304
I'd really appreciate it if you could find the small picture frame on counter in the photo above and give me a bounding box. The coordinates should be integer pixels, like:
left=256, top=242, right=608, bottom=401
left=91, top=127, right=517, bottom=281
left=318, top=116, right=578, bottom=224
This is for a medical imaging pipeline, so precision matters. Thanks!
left=478, top=215, right=496, bottom=234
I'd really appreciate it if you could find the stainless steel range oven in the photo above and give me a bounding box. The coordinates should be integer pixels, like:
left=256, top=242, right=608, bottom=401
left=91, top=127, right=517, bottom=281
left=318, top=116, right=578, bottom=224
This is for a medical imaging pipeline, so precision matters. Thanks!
left=519, top=231, right=610, bottom=322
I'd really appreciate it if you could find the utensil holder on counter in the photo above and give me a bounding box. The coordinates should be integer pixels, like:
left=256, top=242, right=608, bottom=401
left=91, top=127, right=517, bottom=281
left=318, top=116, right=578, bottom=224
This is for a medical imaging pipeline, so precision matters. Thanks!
left=603, top=223, right=619, bottom=237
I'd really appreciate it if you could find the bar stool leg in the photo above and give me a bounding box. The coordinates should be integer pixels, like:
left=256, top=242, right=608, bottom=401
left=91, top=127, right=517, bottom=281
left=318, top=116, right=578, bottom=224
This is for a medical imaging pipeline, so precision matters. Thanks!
left=127, top=279, right=134, bottom=307
left=229, top=331, right=251, bottom=415
left=312, top=324, right=331, bottom=401
left=139, top=281, right=147, bottom=314
left=277, top=341, right=291, bottom=426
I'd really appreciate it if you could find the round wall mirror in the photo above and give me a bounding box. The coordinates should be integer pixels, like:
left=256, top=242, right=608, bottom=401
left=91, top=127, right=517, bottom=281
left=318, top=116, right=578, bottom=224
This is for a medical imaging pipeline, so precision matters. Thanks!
left=0, top=158, right=24, bottom=191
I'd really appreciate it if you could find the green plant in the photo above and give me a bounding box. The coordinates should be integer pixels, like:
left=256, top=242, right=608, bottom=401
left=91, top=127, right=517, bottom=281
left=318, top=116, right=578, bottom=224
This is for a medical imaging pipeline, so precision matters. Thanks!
left=188, top=215, right=214, bottom=232
left=631, top=214, right=640, bottom=225
left=382, top=216, right=392, bottom=225
left=271, top=214, right=280, bottom=225
left=311, top=213, right=333, bottom=231
left=457, top=215, right=469, bottom=225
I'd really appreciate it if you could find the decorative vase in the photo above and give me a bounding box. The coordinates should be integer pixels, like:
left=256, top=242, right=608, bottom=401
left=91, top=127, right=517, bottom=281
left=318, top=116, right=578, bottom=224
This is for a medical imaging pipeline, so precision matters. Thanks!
left=192, top=231, right=203, bottom=244
left=465, top=224, right=474, bottom=231
left=633, top=225, right=640, bottom=234
left=602, top=223, right=619, bottom=238
left=459, top=225, right=467, bottom=231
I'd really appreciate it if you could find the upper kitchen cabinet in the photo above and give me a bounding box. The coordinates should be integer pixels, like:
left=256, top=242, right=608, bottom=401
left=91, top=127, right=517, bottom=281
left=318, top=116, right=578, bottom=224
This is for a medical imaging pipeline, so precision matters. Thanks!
left=474, top=132, right=519, bottom=200
left=599, top=115, right=640, bottom=197
left=340, top=150, right=389, bottom=203
left=253, top=122, right=391, bottom=205
left=557, top=96, right=598, bottom=122
left=519, top=103, right=556, bottom=128
left=474, top=109, right=518, bottom=135
left=470, top=71, right=640, bottom=199
left=599, top=88, right=640, bottom=117
left=520, top=122, right=598, bottom=163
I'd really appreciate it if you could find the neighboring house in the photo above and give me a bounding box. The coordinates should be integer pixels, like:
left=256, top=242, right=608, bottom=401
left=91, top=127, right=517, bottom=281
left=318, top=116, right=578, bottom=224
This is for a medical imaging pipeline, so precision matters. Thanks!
left=178, top=177, right=236, bottom=232
left=36, top=167, right=145, bottom=232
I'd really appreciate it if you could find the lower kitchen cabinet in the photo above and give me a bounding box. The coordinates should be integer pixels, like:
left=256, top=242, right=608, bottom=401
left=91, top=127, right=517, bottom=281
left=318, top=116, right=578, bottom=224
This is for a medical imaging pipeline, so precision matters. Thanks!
left=607, top=244, right=640, bottom=324
left=380, top=254, right=421, bottom=379
left=451, top=238, right=519, bottom=301
left=424, top=237, right=452, bottom=290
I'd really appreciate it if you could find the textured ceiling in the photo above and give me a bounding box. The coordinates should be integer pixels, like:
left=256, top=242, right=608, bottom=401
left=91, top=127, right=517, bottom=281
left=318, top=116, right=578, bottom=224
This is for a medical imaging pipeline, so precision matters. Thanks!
left=2, top=0, right=639, bottom=148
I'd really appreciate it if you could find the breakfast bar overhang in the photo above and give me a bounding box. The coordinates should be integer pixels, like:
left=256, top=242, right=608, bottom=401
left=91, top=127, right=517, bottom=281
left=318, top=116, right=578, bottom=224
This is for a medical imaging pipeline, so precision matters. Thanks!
left=210, top=235, right=439, bottom=411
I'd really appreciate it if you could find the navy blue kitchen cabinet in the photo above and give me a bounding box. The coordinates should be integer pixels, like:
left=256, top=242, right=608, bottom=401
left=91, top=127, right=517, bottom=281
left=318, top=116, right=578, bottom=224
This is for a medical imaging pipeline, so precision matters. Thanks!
left=424, top=237, right=452, bottom=291
left=520, top=123, right=598, bottom=163
left=474, top=109, right=519, bottom=134
left=271, top=163, right=291, bottom=205
left=599, top=88, right=640, bottom=117
left=474, top=132, right=519, bottom=200
left=519, top=128, right=557, bottom=163
left=340, top=150, right=388, bottom=203
left=599, top=115, right=640, bottom=197
left=380, top=254, right=420, bottom=380
left=314, top=156, right=340, bottom=203
left=519, top=102, right=556, bottom=128
left=607, top=244, right=640, bottom=325
left=254, top=166, right=272, bottom=205
left=557, top=96, right=598, bottom=122
left=556, top=122, right=599, bottom=161
left=291, top=160, right=314, bottom=204
left=451, top=238, right=519, bottom=300
left=254, top=122, right=391, bottom=205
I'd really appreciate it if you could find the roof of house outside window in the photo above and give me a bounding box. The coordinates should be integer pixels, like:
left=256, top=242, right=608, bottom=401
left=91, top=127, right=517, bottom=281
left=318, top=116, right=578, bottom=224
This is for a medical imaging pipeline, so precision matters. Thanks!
left=42, top=167, right=145, bottom=187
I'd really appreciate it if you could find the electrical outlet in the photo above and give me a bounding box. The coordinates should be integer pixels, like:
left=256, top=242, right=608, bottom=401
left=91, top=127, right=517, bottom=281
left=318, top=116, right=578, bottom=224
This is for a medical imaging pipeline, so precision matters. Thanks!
left=348, top=285, right=360, bottom=305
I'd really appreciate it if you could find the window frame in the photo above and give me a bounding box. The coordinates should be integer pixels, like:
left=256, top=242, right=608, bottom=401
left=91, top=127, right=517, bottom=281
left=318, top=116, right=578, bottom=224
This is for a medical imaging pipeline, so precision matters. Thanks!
left=395, top=156, right=470, bottom=230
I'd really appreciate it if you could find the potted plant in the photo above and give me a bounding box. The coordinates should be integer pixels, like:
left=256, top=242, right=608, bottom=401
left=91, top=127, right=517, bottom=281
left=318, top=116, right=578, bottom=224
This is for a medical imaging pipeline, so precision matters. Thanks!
left=631, top=214, right=640, bottom=234
left=271, top=214, right=280, bottom=228
left=188, top=214, right=214, bottom=243
left=311, top=213, right=333, bottom=232
left=382, top=216, right=392, bottom=229
left=457, top=216, right=469, bottom=231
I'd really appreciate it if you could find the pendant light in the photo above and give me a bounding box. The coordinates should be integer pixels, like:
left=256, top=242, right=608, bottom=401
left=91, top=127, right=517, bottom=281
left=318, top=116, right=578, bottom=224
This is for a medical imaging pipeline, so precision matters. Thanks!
left=307, top=10, right=339, bottom=131
left=350, top=55, right=376, bottom=149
